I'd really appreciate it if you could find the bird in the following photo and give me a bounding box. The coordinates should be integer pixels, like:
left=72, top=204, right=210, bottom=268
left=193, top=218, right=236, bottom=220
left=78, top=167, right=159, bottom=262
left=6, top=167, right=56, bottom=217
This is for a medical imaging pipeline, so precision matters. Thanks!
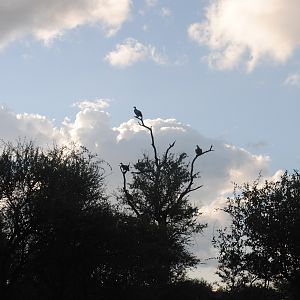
left=195, top=145, right=202, bottom=156
left=120, top=163, right=130, bottom=172
left=133, top=106, right=143, bottom=119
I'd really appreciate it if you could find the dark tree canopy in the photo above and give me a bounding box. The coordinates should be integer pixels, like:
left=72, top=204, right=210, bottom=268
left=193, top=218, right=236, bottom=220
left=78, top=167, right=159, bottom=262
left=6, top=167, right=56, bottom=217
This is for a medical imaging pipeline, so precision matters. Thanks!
left=0, top=138, right=214, bottom=299
left=0, top=129, right=297, bottom=299
left=213, top=171, right=300, bottom=299
left=0, top=141, right=120, bottom=299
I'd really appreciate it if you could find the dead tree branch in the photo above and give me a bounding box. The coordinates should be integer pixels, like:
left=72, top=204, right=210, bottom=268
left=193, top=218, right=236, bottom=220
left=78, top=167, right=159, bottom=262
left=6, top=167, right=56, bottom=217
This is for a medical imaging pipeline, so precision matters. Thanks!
left=136, top=116, right=159, bottom=168
left=178, top=145, right=214, bottom=202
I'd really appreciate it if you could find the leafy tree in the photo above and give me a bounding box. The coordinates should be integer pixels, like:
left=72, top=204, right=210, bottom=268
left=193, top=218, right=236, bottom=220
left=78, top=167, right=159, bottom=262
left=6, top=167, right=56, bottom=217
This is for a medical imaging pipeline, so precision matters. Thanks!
left=0, top=140, right=118, bottom=299
left=119, top=111, right=213, bottom=286
left=213, top=171, right=300, bottom=298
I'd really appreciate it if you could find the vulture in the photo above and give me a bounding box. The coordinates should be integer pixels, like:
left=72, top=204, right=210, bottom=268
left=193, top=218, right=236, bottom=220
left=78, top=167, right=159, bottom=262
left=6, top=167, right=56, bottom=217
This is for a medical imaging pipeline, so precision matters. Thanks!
left=120, top=163, right=130, bottom=172
left=133, top=106, right=143, bottom=118
left=195, top=145, right=202, bottom=156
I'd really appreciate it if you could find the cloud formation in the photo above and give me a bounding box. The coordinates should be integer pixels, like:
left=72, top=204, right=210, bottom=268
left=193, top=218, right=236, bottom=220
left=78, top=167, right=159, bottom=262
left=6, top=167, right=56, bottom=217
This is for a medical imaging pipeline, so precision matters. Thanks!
left=0, top=0, right=131, bottom=47
left=105, top=38, right=167, bottom=67
left=188, top=0, right=300, bottom=71
left=0, top=101, right=273, bottom=212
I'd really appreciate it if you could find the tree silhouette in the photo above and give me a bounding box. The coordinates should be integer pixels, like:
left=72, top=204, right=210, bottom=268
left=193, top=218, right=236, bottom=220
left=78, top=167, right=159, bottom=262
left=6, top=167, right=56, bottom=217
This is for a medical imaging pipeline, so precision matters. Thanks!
left=119, top=110, right=213, bottom=286
left=0, top=141, right=120, bottom=299
left=213, top=171, right=300, bottom=299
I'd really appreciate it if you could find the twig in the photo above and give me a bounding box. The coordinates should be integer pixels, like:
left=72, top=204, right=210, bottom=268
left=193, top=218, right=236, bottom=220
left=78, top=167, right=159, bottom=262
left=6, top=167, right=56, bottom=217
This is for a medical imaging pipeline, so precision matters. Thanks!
left=178, top=145, right=214, bottom=201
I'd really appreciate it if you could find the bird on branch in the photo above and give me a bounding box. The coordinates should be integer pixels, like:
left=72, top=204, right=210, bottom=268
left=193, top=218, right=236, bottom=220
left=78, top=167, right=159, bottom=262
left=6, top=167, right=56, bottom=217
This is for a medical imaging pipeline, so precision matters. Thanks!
left=133, top=106, right=143, bottom=119
left=195, top=145, right=202, bottom=156
left=120, top=162, right=130, bottom=173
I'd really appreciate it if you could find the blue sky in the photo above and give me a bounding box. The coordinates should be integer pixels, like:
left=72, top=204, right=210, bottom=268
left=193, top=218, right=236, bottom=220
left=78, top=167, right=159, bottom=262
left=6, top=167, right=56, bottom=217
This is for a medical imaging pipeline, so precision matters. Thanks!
left=0, top=0, right=300, bottom=282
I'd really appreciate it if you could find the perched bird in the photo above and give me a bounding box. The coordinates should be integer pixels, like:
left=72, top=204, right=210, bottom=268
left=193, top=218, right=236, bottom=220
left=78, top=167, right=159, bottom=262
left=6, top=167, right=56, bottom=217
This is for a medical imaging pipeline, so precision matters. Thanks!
left=133, top=106, right=143, bottom=119
left=120, top=163, right=130, bottom=172
left=195, top=145, right=202, bottom=156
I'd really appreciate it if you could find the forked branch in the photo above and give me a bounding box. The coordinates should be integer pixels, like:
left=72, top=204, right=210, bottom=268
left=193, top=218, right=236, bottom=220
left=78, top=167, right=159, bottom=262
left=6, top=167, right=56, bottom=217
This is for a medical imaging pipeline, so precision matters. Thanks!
left=178, top=145, right=214, bottom=201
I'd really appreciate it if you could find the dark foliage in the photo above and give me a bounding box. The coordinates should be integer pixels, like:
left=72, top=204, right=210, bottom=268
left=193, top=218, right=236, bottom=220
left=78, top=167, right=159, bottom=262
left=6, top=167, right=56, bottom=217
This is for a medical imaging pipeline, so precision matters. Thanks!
left=213, top=171, right=300, bottom=299
left=0, top=141, right=119, bottom=299
left=0, top=135, right=296, bottom=299
left=0, top=140, right=214, bottom=299
left=218, top=286, right=283, bottom=300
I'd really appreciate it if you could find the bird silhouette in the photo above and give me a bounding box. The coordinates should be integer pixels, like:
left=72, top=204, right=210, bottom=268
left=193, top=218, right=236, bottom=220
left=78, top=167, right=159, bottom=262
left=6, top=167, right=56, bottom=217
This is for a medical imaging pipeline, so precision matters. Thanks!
left=120, top=163, right=130, bottom=173
left=120, top=163, right=129, bottom=172
left=133, top=106, right=143, bottom=119
left=195, top=145, right=202, bottom=156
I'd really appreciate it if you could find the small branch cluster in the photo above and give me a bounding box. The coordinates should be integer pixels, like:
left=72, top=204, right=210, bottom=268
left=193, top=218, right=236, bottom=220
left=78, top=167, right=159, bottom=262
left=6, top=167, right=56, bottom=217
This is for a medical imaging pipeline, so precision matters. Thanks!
left=178, top=144, right=214, bottom=202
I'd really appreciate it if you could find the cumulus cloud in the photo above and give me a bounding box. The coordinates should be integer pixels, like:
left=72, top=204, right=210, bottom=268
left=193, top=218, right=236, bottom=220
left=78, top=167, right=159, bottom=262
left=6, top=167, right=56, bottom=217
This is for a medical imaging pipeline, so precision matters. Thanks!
left=105, top=38, right=167, bottom=67
left=283, top=72, right=300, bottom=87
left=0, top=101, right=274, bottom=207
left=188, top=0, right=300, bottom=71
left=0, top=0, right=131, bottom=47
left=0, top=101, right=279, bottom=282
left=0, top=100, right=275, bottom=209
left=0, top=101, right=275, bottom=212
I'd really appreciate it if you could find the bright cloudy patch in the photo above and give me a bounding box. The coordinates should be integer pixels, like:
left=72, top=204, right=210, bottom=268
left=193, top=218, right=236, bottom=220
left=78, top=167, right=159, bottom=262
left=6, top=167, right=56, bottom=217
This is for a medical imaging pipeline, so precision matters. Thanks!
left=283, top=72, right=300, bottom=87
left=188, top=0, right=300, bottom=71
left=72, top=99, right=110, bottom=110
left=0, top=102, right=274, bottom=205
left=105, top=38, right=167, bottom=67
left=0, top=101, right=273, bottom=199
left=0, top=0, right=131, bottom=47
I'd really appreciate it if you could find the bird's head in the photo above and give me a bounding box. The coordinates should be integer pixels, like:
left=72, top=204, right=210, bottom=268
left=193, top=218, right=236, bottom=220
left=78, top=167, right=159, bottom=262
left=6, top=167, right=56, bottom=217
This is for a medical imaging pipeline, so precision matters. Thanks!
left=133, top=106, right=136, bottom=109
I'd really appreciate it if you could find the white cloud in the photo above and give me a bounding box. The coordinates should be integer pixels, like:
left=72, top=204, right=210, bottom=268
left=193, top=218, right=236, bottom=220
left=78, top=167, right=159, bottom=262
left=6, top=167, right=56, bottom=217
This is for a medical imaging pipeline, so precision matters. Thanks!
left=0, top=101, right=275, bottom=210
left=283, top=72, right=300, bottom=87
left=0, top=101, right=280, bottom=282
left=0, top=101, right=275, bottom=204
left=0, top=101, right=274, bottom=203
left=72, top=99, right=110, bottom=110
left=0, top=0, right=131, bottom=48
left=188, top=0, right=300, bottom=71
left=105, top=38, right=167, bottom=67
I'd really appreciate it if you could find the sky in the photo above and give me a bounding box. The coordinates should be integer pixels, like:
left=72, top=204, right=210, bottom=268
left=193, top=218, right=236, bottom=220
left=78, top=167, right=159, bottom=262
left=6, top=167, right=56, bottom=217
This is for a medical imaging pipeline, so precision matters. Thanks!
left=0, top=0, right=300, bottom=283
